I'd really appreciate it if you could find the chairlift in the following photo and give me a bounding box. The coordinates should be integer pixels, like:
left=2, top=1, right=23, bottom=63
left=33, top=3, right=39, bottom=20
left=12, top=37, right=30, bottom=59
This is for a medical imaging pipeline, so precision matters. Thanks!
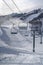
left=24, top=31, right=29, bottom=36
left=25, top=34, right=28, bottom=36
left=29, top=20, right=42, bottom=52
left=11, top=24, right=18, bottom=34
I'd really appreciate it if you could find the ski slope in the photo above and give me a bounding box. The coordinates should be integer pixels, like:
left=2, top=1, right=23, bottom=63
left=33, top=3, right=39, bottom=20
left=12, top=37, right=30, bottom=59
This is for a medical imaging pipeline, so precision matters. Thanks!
left=0, top=11, right=43, bottom=64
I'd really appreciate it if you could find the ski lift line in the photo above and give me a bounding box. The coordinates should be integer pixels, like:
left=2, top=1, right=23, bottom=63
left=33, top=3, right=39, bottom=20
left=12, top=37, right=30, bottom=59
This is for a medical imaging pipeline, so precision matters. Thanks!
left=12, top=0, right=22, bottom=13
left=11, top=0, right=22, bottom=13
left=2, top=0, right=14, bottom=12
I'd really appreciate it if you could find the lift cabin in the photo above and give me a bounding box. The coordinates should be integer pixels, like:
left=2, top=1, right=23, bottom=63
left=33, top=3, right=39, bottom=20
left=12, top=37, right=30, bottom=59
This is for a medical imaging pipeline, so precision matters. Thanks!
left=11, top=24, right=18, bottom=34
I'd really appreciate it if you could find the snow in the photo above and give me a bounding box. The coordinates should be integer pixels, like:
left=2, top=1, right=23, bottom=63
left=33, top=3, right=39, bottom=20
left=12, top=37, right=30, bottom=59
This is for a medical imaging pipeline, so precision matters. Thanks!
left=0, top=13, right=43, bottom=65
left=18, top=22, right=27, bottom=27
left=25, top=12, right=41, bottom=22
left=0, top=28, right=3, bottom=36
left=1, top=24, right=13, bottom=29
left=0, top=54, right=41, bottom=64
left=0, top=25, right=43, bottom=65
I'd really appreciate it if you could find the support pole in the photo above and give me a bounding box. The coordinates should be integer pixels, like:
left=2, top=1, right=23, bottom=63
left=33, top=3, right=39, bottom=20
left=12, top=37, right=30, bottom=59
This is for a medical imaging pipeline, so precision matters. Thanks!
left=33, top=30, right=35, bottom=52
left=40, top=32, right=42, bottom=44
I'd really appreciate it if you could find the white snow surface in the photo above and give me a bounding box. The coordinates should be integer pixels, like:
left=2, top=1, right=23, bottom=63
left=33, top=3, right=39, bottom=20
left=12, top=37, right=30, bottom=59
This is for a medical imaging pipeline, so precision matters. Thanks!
left=0, top=15, right=43, bottom=64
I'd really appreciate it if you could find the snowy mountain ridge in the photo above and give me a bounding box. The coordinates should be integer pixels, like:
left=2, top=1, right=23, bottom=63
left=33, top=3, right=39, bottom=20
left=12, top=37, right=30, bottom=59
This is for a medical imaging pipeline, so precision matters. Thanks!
left=20, top=8, right=43, bottom=21
left=0, top=8, right=43, bottom=25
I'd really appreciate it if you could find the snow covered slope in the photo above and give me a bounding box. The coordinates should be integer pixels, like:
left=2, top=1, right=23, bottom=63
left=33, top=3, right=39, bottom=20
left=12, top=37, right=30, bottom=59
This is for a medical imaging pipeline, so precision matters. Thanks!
left=20, top=8, right=43, bottom=22
left=0, top=8, right=43, bottom=64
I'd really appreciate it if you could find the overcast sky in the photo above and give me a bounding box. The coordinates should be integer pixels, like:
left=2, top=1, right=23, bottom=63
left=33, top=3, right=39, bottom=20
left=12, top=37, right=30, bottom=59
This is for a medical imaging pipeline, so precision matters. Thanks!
left=0, top=0, right=43, bottom=15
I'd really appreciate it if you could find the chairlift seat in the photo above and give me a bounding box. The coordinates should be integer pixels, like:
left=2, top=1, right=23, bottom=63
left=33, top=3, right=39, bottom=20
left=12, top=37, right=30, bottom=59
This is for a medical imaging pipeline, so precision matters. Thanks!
left=11, top=27, right=18, bottom=34
left=25, top=34, right=28, bottom=36
left=11, top=31, right=17, bottom=34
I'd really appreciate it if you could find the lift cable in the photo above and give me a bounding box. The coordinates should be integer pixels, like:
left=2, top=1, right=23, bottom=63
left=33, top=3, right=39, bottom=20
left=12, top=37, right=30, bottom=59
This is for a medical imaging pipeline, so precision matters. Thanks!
left=2, top=0, right=14, bottom=12
left=11, top=0, right=22, bottom=13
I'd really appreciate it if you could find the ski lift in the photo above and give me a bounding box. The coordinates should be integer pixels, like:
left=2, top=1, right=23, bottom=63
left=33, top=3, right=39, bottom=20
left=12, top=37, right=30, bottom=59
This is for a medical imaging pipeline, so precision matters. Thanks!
left=29, top=20, right=42, bottom=52
left=29, top=20, right=42, bottom=36
left=11, top=24, right=18, bottom=34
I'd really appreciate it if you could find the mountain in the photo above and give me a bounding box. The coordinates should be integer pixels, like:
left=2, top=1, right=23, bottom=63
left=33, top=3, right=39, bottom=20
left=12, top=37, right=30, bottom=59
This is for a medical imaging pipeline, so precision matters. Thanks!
left=0, top=8, right=43, bottom=25
left=31, top=13, right=43, bottom=21
left=0, top=13, right=24, bottom=25
left=10, top=13, right=23, bottom=18
left=20, top=8, right=43, bottom=22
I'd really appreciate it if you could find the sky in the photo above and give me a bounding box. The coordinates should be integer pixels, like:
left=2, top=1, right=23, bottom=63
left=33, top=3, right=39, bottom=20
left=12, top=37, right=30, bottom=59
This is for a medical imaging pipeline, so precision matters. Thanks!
left=0, top=0, right=43, bottom=15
